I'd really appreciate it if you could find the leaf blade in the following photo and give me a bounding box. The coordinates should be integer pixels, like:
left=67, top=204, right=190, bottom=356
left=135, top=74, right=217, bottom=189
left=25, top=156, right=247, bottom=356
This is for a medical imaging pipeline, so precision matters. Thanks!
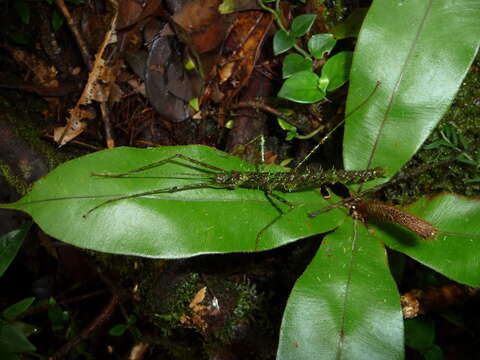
left=379, top=193, right=480, bottom=286
left=343, top=0, right=480, bottom=182
left=277, top=218, right=403, bottom=359
left=1, top=146, right=345, bottom=258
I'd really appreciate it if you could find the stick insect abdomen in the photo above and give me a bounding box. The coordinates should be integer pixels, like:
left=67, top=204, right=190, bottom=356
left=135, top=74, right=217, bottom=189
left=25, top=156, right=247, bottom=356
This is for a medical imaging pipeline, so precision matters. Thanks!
left=213, top=167, right=386, bottom=192
left=350, top=200, right=437, bottom=238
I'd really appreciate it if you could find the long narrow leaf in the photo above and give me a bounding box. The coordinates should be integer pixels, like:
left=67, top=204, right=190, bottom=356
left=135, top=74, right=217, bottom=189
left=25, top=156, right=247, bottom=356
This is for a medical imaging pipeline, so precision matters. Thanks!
left=0, top=222, right=31, bottom=277
left=0, top=146, right=345, bottom=258
left=277, top=217, right=403, bottom=359
left=376, top=194, right=480, bottom=286
left=344, top=0, right=480, bottom=183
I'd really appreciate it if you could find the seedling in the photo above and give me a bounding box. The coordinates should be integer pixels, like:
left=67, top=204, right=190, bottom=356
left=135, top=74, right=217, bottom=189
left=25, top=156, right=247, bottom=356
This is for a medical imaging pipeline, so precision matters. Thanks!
left=258, top=0, right=352, bottom=103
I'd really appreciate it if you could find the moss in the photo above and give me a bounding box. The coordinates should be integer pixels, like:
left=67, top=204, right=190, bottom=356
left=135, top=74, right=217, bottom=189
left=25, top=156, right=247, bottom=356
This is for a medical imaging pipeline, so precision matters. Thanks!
left=0, top=159, right=30, bottom=195
left=0, top=90, right=86, bottom=198
left=381, top=56, right=480, bottom=204
left=0, top=91, right=81, bottom=169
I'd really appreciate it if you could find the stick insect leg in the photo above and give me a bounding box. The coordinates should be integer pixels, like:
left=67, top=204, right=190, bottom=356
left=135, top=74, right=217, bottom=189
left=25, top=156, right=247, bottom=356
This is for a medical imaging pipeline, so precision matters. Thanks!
left=255, top=192, right=296, bottom=251
left=307, top=196, right=357, bottom=218
left=91, top=154, right=225, bottom=178
left=83, top=182, right=214, bottom=218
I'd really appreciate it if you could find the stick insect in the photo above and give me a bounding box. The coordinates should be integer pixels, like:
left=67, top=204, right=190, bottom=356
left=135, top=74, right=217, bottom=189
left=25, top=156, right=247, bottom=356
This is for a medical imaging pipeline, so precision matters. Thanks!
left=86, top=154, right=386, bottom=249
left=85, top=83, right=384, bottom=249
left=307, top=163, right=480, bottom=240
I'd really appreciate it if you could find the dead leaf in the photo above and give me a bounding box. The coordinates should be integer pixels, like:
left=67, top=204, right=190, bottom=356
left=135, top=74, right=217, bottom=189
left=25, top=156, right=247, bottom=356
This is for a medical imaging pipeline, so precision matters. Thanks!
left=189, top=286, right=207, bottom=309
left=145, top=26, right=200, bottom=123
left=56, top=12, right=119, bottom=145
left=178, top=286, right=209, bottom=331
left=171, top=0, right=228, bottom=54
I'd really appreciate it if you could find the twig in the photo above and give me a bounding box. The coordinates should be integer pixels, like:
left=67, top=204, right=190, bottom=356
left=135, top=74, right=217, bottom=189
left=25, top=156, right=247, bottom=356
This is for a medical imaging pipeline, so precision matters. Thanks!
left=232, top=100, right=310, bottom=133
left=49, top=293, right=119, bottom=359
left=54, top=0, right=92, bottom=69
left=49, top=268, right=123, bottom=360
left=44, top=134, right=104, bottom=151
left=54, top=0, right=116, bottom=148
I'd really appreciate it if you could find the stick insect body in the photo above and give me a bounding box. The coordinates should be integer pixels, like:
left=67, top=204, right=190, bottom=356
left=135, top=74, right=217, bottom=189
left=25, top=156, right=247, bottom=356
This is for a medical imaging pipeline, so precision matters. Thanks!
left=87, top=154, right=386, bottom=249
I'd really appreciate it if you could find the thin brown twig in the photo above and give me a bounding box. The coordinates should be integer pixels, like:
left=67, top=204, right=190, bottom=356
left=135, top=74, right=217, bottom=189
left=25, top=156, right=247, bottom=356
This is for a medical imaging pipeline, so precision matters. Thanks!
left=231, top=100, right=300, bottom=130
left=54, top=0, right=92, bottom=69
left=54, top=0, right=116, bottom=148
left=49, top=293, right=119, bottom=359
left=48, top=267, right=123, bottom=360
left=44, top=134, right=104, bottom=151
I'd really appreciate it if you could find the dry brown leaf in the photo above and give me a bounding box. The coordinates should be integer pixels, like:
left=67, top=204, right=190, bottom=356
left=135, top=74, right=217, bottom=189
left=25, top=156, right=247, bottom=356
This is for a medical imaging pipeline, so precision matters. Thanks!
left=178, top=286, right=210, bottom=331
left=189, top=286, right=207, bottom=309
left=57, top=12, right=119, bottom=145
left=11, top=48, right=58, bottom=86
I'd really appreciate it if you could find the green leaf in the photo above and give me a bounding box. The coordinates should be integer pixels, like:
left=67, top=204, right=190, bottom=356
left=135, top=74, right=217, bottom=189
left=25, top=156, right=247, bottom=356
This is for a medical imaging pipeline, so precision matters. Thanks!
left=330, top=8, right=369, bottom=39
left=51, top=9, right=64, bottom=32
left=277, top=217, right=404, bottom=359
left=0, top=352, right=20, bottom=360
left=282, top=54, right=312, bottom=79
left=405, top=317, right=435, bottom=351
left=278, top=71, right=325, bottom=103
left=424, top=345, right=443, bottom=360
left=0, top=223, right=31, bottom=278
left=317, top=76, right=329, bottom=93
left=376, top=194, right=480, bottom=286
left=277, top=118, right=298, bottom=140
left=307, top=33, right=337, bottom=59
left=321, top=51, right=353, bottom=92
left=0, top=146, right=345, bottom=258
left=188, top=97, right=199, bottom=111
left=14, top=1, right=30, bottom=25
left=2, top=298, right=35, bottom=321
left=109, top=324, right=128, bottom=336
left=343, top=0, right=480, bottom=185
left=291, top=14, right=316, bottom=38
left=0, top=322, right=36, bottom=353
left=273, top=30, right=296, bottom=55
left=218, top=0, right=235, bottom=14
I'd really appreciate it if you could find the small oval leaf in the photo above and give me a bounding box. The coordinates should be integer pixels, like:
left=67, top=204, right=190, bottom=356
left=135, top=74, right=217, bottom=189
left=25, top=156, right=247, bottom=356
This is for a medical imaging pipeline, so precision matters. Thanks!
left=282, top=54, right=312, bottom=78
left=308, top=33, right=337, bottom=59
left=273, top=29, right=296, bottom=55
left=278, top=71, right=325, bottom=103
left=291, top=14, right=317, bottom=37
left=321, top=51, right=353, bottom=92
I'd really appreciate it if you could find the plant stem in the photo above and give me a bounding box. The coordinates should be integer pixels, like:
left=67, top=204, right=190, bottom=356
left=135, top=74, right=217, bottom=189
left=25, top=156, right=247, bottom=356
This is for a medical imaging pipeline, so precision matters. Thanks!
left=258, top=0, right=312, bottom=60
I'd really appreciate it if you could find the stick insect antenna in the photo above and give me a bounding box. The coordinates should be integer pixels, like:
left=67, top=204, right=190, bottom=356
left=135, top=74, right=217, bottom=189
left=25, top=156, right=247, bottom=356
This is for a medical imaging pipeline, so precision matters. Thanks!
left=295, top=81, right=381, bottom=170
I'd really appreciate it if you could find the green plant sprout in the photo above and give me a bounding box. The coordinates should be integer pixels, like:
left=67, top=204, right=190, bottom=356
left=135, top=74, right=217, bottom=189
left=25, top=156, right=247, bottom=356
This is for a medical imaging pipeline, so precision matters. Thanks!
left=258, top=0, right=352, bottom=103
